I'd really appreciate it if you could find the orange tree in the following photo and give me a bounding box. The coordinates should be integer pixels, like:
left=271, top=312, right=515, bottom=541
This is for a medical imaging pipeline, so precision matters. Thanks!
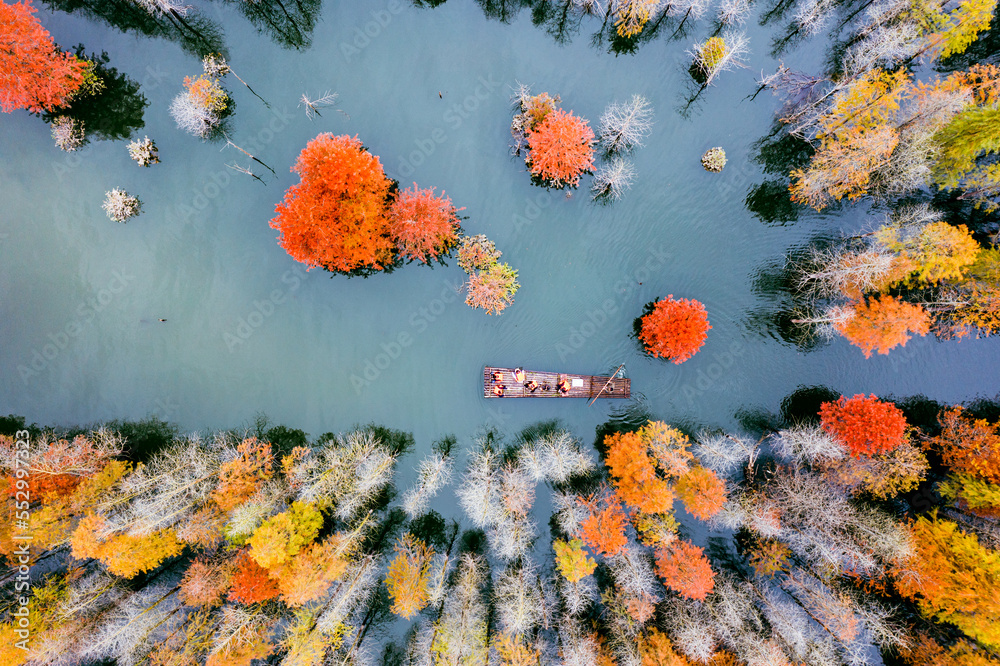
left=388, top=184, right=462, bottom=264
left=0, top=0, right=86, bottom=113
left=637, top=296, right=711, bottom=363
left=271, top=134, right=395, bottom=274
left=525, top=108, right=595, bottom=188
left=835, top=295, right=930, bottom=358
left=820, top=393, right=908, bottom=457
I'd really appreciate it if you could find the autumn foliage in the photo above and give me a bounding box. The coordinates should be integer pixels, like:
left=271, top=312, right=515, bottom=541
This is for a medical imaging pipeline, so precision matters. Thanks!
left=639, top=296, right=711, bottom=363
left=604, top=430, right=674, bottom=514
left=820, top=394, right=908, bottom=456
left=893, top=514, right=1000, bottom=648
left=214, top=437, right=274, bottom=511
left=654, top=540, right=716, bottom=601
left=526, top=108, right=596, bottom=188
left=271, top=134, right=394, bottom=273
left=386, top=533, right=434, bottom=618
left=70, top=513, right=183, bottom=578
left=675, top=466, right=727, bottom=521
left=836, top=295, right=931, bottom=358
left=228, top=550, right=281, bottom=604
left=553, top=538, right=597, bottom=583
left=388, top=184, right=462, bottom=264
left=579, top=493, right=629, bottom=557
left=0, top=0, right=86, bottom=113
left=931, top=407, right=1000, bottom=484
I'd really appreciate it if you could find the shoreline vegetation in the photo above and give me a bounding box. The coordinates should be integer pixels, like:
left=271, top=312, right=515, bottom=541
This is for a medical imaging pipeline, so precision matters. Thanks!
left=1, top=388, right=999, bottom=665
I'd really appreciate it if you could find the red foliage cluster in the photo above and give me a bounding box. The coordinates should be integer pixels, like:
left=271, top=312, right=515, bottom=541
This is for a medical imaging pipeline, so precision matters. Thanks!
left=0, top=0, right=86, bottom=113
left=388, top=184, right=462, bottom=264
left=639, top=296, right=711, bottom=363
left=820, top=394, right=908, bottom=457
left=526, top=108, right=595, bottom=188
left=654, top=540, right=715, bottom=601
left=271, top=134, right=394, bottom=273
left=932, top=407, right=1000, bottom=484
left=228, top=550, right=280, bottom=604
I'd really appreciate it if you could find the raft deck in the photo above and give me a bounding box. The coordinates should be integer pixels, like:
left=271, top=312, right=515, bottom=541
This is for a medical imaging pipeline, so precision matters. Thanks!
left=484, top=366, right=630, bottom=399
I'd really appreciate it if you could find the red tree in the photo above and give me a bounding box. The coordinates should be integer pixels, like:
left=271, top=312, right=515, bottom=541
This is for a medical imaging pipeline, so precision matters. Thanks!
left=0, top=0, right=85, bottom=113
left=271, top=134, right=394, bottom=273
left=654, top=540, right=715, bottom=601
left=820, top=394, right=908, bottom=457
left=526, top=108, right=595, bottom=188
left=639, top=296, right=711, bottom=363
left=835, top=295, right=930, bottom=358
left=228, top=551, right=280, bottom=604
left=388, top=184, right=462, bottom=264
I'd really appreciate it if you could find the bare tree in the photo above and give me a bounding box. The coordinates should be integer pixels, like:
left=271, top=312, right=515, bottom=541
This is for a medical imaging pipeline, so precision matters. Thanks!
left=598, top=95, right=654, bottom=154
left=592, top=158, right=636, bottom=201
left=300, top=91, right=345, bottom=119
left=403, top=452, right=454, bottom=518
left=690, top=30, right=750, bottom=85
left=717, top=0, right=752, bottom=25
left=52, top=116, right=86, bottom=151
left=102, top=189, right=142, bottom=223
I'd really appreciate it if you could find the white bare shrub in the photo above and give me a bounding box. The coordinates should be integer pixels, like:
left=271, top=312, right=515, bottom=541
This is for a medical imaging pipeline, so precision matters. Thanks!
left=717, top=0, right=751, bottom=25
left=82, top=584, right=178, bottom=666
left=300, top=91, right=340, bottom=120
left=317, top=555, right=381, bottom=632
left=599, top=95, right=654, bottom=154
left=127, top=136, right=159, bottom=167
left=771, top=425, right=846, bottom=464
left=103, top=436, right=220, bottom=536
left=225, top=481, right=286, bottom=541
left=608, top=545, right=658, bottom=599
left=519, top=430, right=594, bottom=483
left=791, top=0, right=837, bottom=35
left=433, top=554, right=489, bottom=666
left=552, top=490, right=590, bottom=536
left=426, top=552, right=453, bottom=606
left=689, top=30, right=750, bottom=85
left=456, top=446, right=505, bottom=528
left=102, top=189, right=142, bottom=223
left=794, top=245, right=898, bottom=299
left=693, top=431, right=757, bottom=477
left=558, top=620, right=601, bottom=666
left=560, top=575, right=598, bottom=616
left=52, top=116, right=85, bottom=151
left=402, top=452, right=454, bottom=517
left=663, top=597, right=717, bottom=662
left=290, top=429, right=396, bottom=520
left=494, top=564, right=548, bottom=635
left=592, top=158, right=636, bottom=201
left=572, top=0, right=606, bottom=15
left=488, top=515, right=537, bottom=561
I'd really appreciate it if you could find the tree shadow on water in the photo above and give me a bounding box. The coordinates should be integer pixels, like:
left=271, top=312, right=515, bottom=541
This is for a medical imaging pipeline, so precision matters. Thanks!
left=223, top=0, right=323, bottom=50
left=43, top=0, right=226, bottom=57
left=43, top=47, right=148, bottom=145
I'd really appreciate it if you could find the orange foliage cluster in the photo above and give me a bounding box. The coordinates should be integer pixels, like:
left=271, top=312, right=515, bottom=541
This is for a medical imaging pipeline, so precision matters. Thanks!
left=272, top=538, right=348, bottom=607
left=386, top=533, right=434, bottom=619
left=893, top=514, right=1000, bottom=648
left=388, top=184, right=462, bottom=264
left=605, top=430, right=674, bottom=514
left=675, top=466, right=727, bottom=521
left=0, top=0, right=85, bottom=113
left=748, top=538, right=792, bottom=577
left=214, top=437, right=274, bottom=511
left=526, top=108, right=595, bottom=188
left=639, top=628, right=692, bottom=666
left=271, top=134, right=395, bottom=273
left=931, top=407, right=1000, bottom=484
left=271, top=135, right=467, bottom=274
left=654, top=540, right=715, bottom=601
left=639, top=296, right=711, bottom=363
left=178, top=559, right=231, bottom=607
left=228, top=550, right=281, bottom=604
left=836, top=295, right=931, bottom=358
left=71, top=513, right=183, bottom=579
left=579, top=493, right=629, bottom=557
left=820, top=394, right=908, bottom=457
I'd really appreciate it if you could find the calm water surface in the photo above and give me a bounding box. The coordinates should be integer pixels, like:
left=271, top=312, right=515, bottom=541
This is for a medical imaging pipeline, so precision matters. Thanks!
left=1, top=0, right=998, bottom=457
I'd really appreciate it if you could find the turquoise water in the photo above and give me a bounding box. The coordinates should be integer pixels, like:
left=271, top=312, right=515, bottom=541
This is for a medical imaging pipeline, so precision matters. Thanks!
left=1, top=0, right=998, bottom=452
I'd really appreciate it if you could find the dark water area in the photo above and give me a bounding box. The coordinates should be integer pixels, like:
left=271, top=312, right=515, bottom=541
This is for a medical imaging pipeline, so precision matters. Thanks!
left=1, top=0, right=998, bottom=463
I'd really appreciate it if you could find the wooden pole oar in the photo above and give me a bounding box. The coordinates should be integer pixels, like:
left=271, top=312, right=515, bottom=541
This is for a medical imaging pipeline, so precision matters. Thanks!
left=588, top=363, right=625, bottom=406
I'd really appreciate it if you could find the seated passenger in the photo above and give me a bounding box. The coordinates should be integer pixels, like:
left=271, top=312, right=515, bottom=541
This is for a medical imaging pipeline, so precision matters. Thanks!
left=493, top=384, right=505, bottom=397
left=526, top=380, right=539, bottom=392
left=493, top=371, right=503, bottom=382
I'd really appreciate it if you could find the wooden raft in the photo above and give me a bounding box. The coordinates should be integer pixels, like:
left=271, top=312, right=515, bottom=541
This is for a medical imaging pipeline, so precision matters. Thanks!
left=484, top=366, right=630, bottom=399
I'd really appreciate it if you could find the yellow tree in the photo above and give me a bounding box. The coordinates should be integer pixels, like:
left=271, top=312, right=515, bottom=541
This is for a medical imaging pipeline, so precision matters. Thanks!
left=386, top=533, right=434, bottom=619
left=878, top=220, right=981, bottom=285
left=553, top=538, right=597, bottom=583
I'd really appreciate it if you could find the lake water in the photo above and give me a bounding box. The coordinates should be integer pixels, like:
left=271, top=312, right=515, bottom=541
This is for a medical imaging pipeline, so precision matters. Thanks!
left=1, top=0, right=998, bottom=459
